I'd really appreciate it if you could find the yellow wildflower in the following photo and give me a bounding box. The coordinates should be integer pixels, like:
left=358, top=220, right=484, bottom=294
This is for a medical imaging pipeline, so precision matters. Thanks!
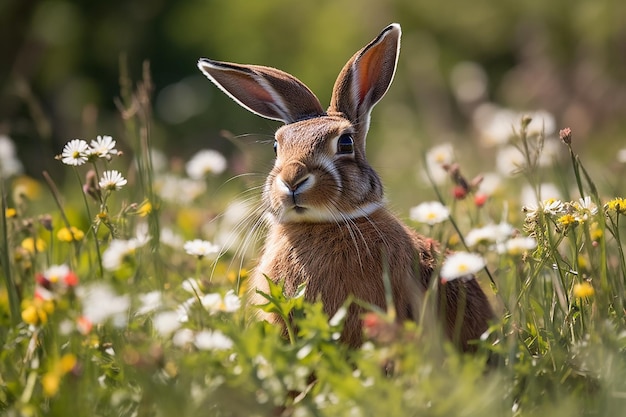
left=5, top=208, right=17, bottom=218
left=21, top=298, right=55, bottom=325
left=137, top=200, right=152, bottom=217
left=573, top=282, right=594, bottom=299
left=606, top=197, right=626, bottom=215
left=557, top=214, right=577, bottom=228
left=21, top=237, right=47, bottom=254
left=42, top=372, right=61, bottom=397
left=42, top=353, right=77, bottom=397
left=590, top=222, right=603, bottom=242
left=57, top=226, right=85, bottom=242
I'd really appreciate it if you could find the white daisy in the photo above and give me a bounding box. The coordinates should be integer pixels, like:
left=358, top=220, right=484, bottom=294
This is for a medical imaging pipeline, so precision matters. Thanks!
left=525, top=110, right=556, bottom=137
left=99, top=170, right=128, bottom=191
left=496, top=145, right=525, bottom=176
left=409, top=201, right=450, bottom=225
left=501, top=237, right=537, bottom=256
left=440, top=252, right=485, bottom=282
left=136, top=291, right=162, bottom=315
left=78, top=283, right=130, bottom=326
left=186, top=149, right=227, bottom=180
left=184, top=239, right=220, bottom=258
left=424, top=143, right=454, bottom=185
left=222, top=290, right=241, bottom=312
left=194, top=330, right=233, bottom=351
left=152, top=311, right=182, bottom=337
left=61, top=139, right=90, bottom=166
left=102, top=238, right=143, bottom=271
left=172, top=328, right=195, bottom=347
left=473, top=104, right=517, bottom=146
left=90, top=135, right=119, bottom=160
left=156, top=174, right=206, bottom=204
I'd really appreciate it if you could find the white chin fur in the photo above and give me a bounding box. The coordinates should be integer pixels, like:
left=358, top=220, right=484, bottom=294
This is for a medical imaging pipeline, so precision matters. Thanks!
left=274, top=201, right=383, bottom=224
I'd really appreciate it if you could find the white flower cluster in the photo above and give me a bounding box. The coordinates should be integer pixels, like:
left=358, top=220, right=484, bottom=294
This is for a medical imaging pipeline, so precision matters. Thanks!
left=465, top=222, right=537, bottom=256
left=60, top=136, right=119, bottom=165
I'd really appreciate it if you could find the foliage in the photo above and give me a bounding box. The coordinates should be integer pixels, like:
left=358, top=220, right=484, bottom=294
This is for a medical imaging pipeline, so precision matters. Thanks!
left=1, top=61, right=626, bottom=417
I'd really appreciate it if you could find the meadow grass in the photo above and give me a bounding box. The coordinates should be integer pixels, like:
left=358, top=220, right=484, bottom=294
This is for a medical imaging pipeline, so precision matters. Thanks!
left=1, top=73, right=626, bottom=417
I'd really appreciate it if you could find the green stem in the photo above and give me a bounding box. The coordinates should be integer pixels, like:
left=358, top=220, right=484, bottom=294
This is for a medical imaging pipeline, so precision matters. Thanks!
left=1, top=180, right=20, bottom=325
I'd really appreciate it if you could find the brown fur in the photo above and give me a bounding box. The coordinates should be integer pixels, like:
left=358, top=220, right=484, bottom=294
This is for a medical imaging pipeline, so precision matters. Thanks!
left=198, top=23, right=494, bottom=351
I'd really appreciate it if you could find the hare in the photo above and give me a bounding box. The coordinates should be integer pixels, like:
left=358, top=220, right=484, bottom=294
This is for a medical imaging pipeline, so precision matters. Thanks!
left=198, top=23, right=493, bottom=351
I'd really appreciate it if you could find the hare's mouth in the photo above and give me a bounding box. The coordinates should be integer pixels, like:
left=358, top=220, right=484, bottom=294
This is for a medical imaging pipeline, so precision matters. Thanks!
left=293, top=206, right=307, bottom=214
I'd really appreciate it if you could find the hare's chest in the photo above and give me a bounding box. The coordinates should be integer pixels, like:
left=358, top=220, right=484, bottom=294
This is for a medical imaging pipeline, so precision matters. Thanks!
left=259, top=222, right=399, bottom=297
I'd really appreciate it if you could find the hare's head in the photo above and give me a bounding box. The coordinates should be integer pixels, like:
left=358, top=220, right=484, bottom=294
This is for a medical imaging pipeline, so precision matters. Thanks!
left=198, top=24, right=401, bottom=224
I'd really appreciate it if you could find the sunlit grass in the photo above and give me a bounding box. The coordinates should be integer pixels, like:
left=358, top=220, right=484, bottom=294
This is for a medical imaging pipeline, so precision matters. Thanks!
left=1, top=75, right=626, bottom=417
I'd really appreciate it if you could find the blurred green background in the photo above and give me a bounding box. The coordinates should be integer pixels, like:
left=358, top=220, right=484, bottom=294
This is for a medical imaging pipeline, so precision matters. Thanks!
left=2, top=0, right=625, bottom=197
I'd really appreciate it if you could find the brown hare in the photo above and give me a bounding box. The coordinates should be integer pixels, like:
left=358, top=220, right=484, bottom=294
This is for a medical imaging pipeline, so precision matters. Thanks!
left=198, top=23, right=493, bottom=351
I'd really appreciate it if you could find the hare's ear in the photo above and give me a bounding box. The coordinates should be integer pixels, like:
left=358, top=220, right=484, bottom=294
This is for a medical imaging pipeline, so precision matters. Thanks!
left=198, top=59, right=325, bottom=124
left=329, top=23, right=401, bottom=130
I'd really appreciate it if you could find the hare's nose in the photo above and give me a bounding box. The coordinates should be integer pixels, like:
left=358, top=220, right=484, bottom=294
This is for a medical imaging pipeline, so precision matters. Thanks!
left=277, top=162, right=314, bottom=194
left=279, top=173, right=313, bottom=193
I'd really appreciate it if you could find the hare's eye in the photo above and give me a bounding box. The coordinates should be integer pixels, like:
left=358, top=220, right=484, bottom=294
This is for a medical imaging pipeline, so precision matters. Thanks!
left=273, top=140, right=278, bottom=155
left=337, top=134, right=354, bottom=155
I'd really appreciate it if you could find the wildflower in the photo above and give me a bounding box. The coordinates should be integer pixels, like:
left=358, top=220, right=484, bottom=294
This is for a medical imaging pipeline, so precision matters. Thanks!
left=99, top=170, right=127, bottom=191
left=409, top=201, right=450, bottom=226
left=182, top=278, right=202, bottom=294
left=474, top=193, right=488, bottom=207
left=172, top=328, right=195, bottom=347
left=424, top=143, right=455, bottom=185
left=186, top=149, right=227, bottom=179
left=496, top=146, right=525, bottom=176
left=21, top=237, right=47, bottom=254
left=201, top=290, right=241, bottom=313
left=61, top=139, right=89, bottom=166
left=152, top=311, right=182, bottom=337
left=559, top=127, right=572, bottom=145
left=57, top=226, right=84, bottom=242
left=465, top=225, right=498, bottom=247
left=0, top=135, right=24, bottom=176
left=194, top=329, right=233, bottom=351
left=184, top=239, right=220, bottom=258
left=590, top=222, right=603, bottom=242
left=473, top=104, right=517, bottom=146
left=465, top=223, right=513, bottom=247
left=476, top=172, right=502, bottom=196
left=605, top=197, right=626, bottom=215
left=42, top=353, right=77, bottom=397
left=102, top=238, right=143, bottom=271
left=137, top=200, right=152, bottom=217
left=76, top=316, right=93, bottom=334
left=5, top=208, right=17, bottom=218
left=78, top=283, right=130, bottom=326
left=222, top=290, right=241, bottom=312
left=156, top=174, right=206, bottom=204
left=440, top=252, right=485, bottom=282
left=520, top=183, right=561, bottom=209
left=525, top=110, right=556, bottom=137
left=569, top=196, right=598, bottom=223
left=557, top=214, right=578, bottom=228
left=137, top=291, right=162, bottom=315
left=89, top=135, right=118, bottom=160
left=573, top=282, right=594, bottom=299
left=501, top=237, right=537, bottom=256
left=21, top=297, right=55, bottom=325
left=37, top=264, right=79, bottom=288
left=453, top=185, right=467, bottom=200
